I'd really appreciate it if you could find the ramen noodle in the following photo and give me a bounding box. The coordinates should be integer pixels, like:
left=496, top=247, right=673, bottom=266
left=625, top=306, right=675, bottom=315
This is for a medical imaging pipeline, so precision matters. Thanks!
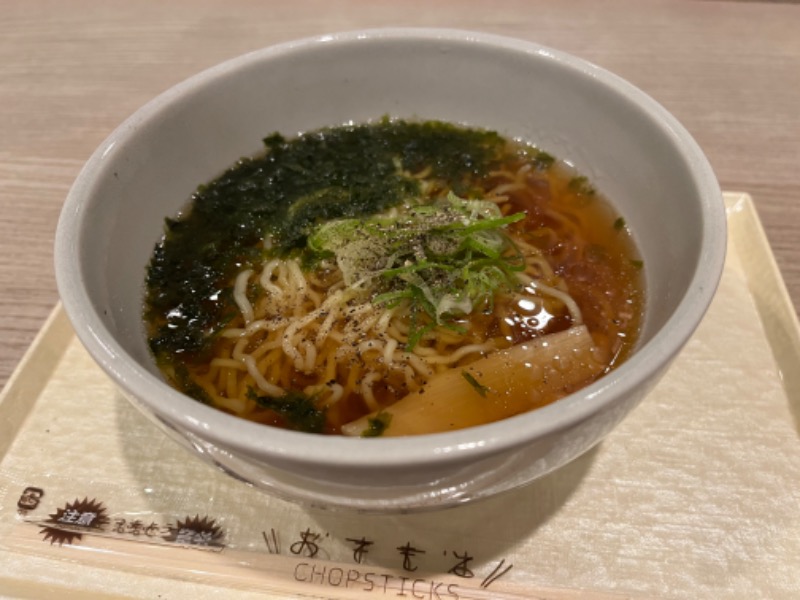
left=144, top=119, right=644, bottom=436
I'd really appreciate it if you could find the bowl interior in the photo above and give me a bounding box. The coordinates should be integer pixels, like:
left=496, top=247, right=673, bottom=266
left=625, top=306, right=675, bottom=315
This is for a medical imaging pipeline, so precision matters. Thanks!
left=56, top=29, right=724, bottom=476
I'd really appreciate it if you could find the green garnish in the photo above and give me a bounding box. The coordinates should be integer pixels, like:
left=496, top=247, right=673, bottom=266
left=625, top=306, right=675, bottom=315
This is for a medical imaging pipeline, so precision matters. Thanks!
left=533, top=150, right=555, bottom=169
left=568, top=175, right=595, bottom=197
left=630, top=259, right=644, bottom=270
left=168, top=363, right=214, bottom=405
left=462, top=370, right=489, bottom=397
left=146, top=119, right=506, bottom=360
left=307, top=193, right=526, bottom=349
left=613, top=216, right=626, bottom=230
left=362, top=411, right=393, bottom=437
left=249, top=390, right=327, bottom=433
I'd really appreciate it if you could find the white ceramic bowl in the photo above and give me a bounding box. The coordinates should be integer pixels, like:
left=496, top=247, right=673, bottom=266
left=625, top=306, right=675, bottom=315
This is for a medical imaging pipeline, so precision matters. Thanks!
left=55, top=29, right=725, bottom=512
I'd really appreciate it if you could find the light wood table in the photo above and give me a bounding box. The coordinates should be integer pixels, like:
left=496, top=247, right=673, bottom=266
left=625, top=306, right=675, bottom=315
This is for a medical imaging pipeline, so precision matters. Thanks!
left=1, top=0, right=799, bottom=391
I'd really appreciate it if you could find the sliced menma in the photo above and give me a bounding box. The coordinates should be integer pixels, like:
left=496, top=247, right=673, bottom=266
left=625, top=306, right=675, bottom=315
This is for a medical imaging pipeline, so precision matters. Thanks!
left=341, top=325, right=604, bottom=437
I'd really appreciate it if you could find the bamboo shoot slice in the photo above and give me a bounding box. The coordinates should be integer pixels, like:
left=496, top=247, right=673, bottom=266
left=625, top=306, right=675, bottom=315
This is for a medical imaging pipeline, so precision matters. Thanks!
left=341, top=325, right=604, bottom=437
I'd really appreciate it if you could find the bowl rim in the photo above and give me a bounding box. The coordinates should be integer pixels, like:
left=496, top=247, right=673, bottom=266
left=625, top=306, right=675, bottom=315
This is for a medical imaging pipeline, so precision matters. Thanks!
left=55, top=27, right=726, bottom=471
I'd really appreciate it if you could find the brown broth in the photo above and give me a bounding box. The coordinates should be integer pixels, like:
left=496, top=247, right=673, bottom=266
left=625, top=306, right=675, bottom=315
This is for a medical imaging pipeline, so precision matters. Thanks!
left=145, top=120, right=644, bottom=434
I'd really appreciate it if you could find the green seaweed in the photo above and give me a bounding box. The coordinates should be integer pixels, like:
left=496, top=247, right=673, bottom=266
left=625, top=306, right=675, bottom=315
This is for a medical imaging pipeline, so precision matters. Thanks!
left=145, top=119, right=510, bottom=362
left=249, top=390, right=327, bottom=434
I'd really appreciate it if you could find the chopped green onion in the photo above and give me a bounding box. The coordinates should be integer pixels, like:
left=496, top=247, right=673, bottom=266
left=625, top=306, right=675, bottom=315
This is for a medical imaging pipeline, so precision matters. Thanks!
left=361, top=411, right=393, bottom=437
left=462, top=370, right=489, bottom=397
left=306, top=193, right=526, bottom=349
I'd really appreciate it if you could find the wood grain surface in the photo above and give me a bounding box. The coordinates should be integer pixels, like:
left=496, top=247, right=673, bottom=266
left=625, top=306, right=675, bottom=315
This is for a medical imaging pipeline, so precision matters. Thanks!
left=1, top=0, right=798, bottom=388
